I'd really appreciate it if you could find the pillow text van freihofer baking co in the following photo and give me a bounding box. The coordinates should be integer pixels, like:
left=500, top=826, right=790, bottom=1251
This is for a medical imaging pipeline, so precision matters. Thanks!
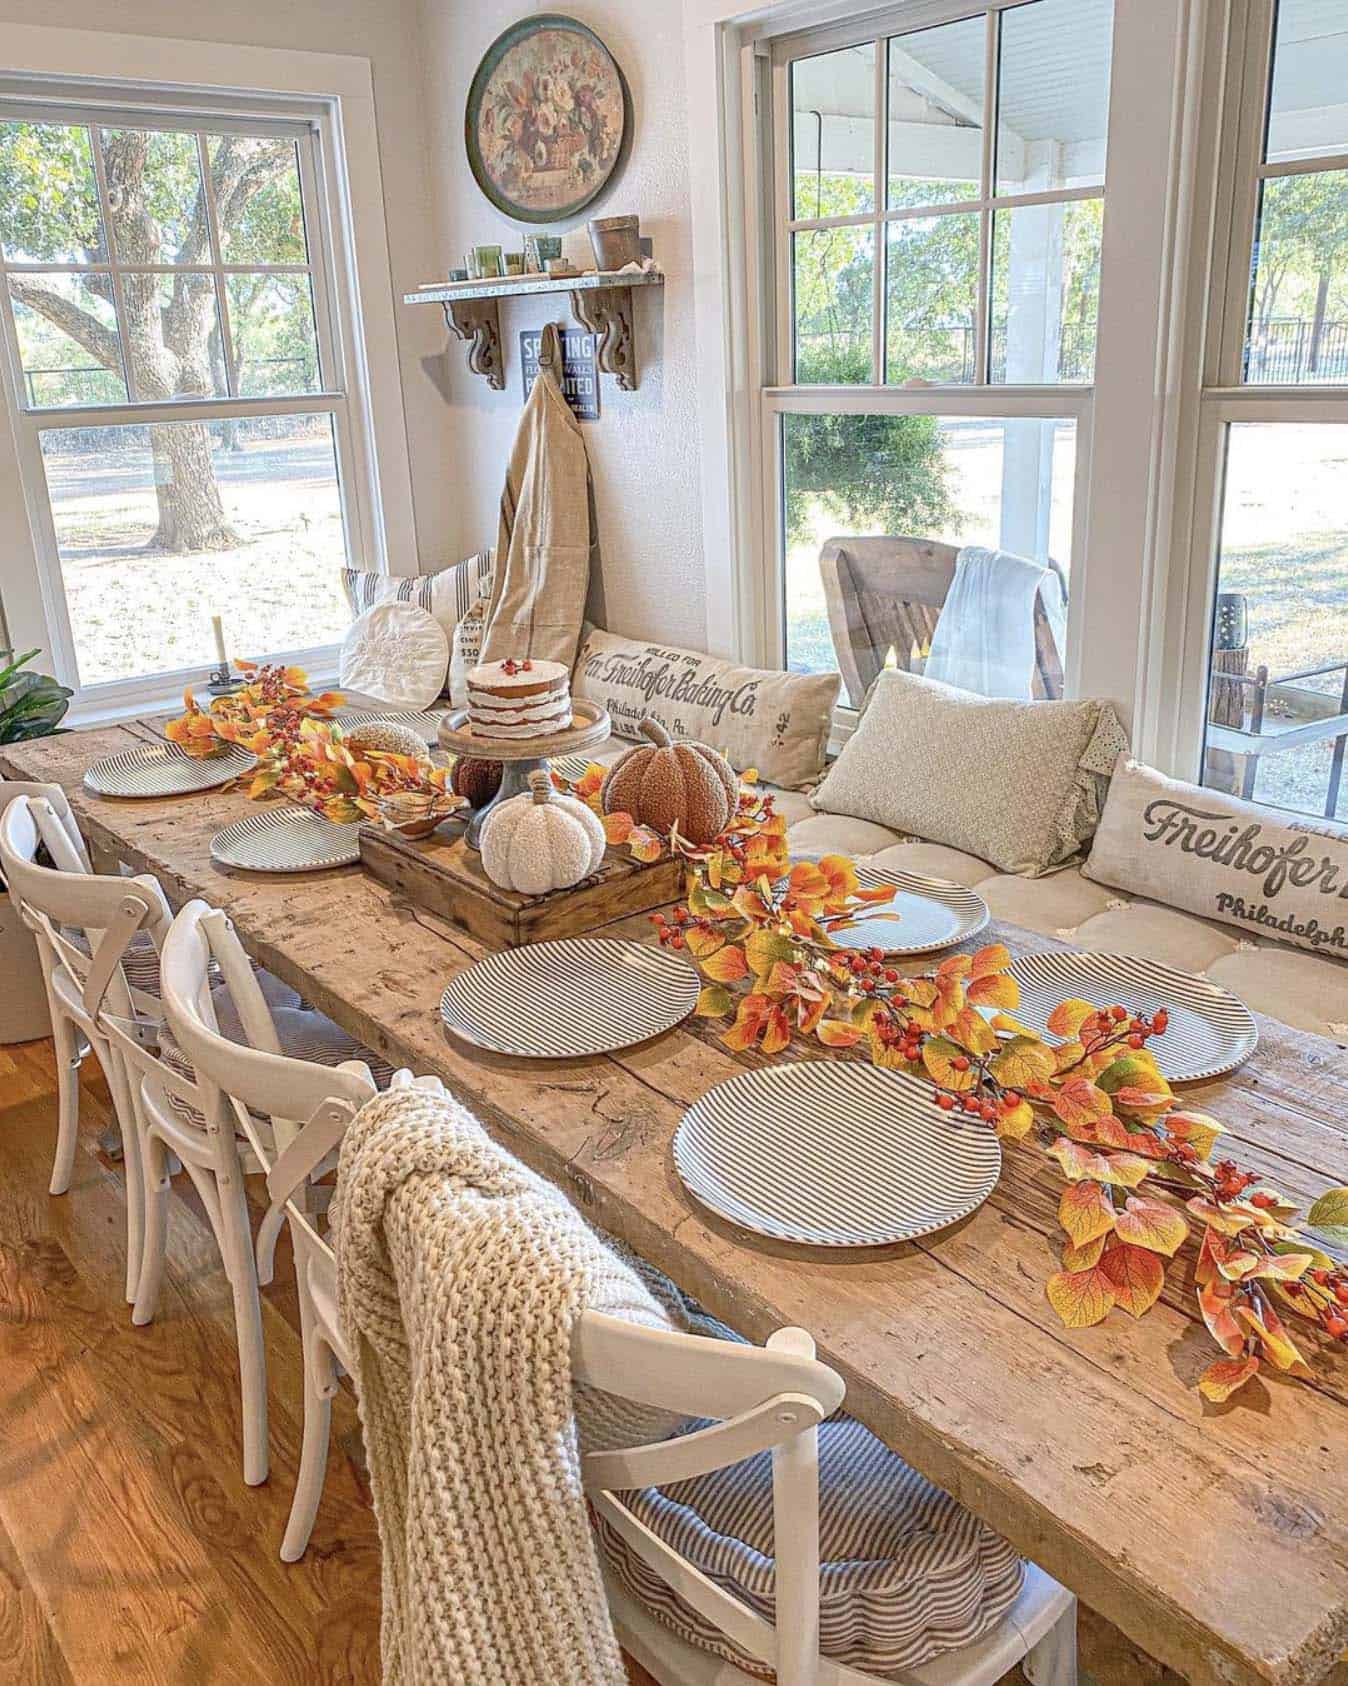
left=1084, top=758, right=1348, bottom=961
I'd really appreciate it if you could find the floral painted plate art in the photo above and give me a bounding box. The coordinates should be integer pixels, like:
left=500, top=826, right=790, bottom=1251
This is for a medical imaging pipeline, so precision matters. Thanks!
left=465, top=14, right=632, bottom=224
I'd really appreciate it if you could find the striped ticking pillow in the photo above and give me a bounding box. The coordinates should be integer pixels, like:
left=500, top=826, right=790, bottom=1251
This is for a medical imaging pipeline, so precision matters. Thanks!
left=340, top=551, right=493, bottom=641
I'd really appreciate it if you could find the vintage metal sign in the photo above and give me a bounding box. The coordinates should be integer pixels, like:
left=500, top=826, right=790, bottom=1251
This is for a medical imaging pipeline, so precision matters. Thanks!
left=520, top=326, right=600, bottom=421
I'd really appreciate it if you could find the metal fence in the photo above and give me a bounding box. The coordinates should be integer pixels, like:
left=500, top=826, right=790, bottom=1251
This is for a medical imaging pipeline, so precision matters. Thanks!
left=1245, top=319, right=1348, bottom=383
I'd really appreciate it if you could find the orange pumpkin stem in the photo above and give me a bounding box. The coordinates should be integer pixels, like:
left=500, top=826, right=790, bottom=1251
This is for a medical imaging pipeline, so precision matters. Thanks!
left=639, top=719, right=674, bottom=749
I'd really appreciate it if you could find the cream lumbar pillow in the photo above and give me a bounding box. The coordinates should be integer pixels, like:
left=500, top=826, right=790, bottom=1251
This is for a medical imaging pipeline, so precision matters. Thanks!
left=811, top=668, right=1128, bottom=876
left=572, top=624, right=840, bottom=790
left=1084, top=758, right=1348, bottom=961
left=339, top=602, right=449, bottom=711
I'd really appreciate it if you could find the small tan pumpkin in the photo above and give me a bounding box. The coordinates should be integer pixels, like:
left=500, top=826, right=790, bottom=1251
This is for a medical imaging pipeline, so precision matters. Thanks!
left=601, top=718, right=738, bottom=845
left=481, top=770, right=607, bottom=895
left=344, top=719, right=429, bottom=760
left=451, top=755, right=504, bottom=809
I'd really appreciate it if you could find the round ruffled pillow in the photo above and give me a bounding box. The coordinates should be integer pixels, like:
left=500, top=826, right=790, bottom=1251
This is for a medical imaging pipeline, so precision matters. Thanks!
left=339, top=602, right=448, bottom=710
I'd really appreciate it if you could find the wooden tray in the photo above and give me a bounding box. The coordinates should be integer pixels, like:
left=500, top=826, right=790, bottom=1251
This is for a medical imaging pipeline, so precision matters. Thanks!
left=358, top=825, right=685, bottom=949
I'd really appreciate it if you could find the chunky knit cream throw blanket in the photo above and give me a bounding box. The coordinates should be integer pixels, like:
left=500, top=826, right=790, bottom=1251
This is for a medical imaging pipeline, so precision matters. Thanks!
left=333, top=1085, right=681, bottom=1685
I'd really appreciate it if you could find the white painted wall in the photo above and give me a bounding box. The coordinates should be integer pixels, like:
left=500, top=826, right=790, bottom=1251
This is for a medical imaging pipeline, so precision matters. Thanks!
left=415, top=0, right=709, bottom=650
left=0, top=0, right=458, bottom=574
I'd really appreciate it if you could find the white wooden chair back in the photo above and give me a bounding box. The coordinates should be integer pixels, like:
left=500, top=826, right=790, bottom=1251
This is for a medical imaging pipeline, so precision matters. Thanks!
left=0, top=792, right=166, bottom=1029
left=574, top=1313, right=845, bottom=1686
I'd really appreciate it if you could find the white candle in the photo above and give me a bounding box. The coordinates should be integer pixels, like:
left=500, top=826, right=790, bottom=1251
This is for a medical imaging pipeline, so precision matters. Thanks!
left=211, top=614, right=228, bottom=668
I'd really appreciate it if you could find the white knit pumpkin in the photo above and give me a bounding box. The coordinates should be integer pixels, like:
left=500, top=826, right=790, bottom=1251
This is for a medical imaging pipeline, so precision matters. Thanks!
left=480, top=770, right=606, bottom=894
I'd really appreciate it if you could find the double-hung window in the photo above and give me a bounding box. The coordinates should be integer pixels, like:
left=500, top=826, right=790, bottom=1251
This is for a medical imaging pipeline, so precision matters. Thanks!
left=1182, top=0, right=1348, bottom=822
left=761, top=0, right=1112, bottom=695
left=0, top=93, right=374, bottom=707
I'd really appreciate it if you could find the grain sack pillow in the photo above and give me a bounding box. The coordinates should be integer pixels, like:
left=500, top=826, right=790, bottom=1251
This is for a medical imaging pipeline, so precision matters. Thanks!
left=447, top=571, right=494, bottom=709
left=340, top=550, right=493, bottom=641
left=572, top=624, right=840, bottom=790
left=1084, top=758, right=1348, bottom=962
left=812, top=668, right=1128, bottom=876
left=339, top=602, right=449, bottom=710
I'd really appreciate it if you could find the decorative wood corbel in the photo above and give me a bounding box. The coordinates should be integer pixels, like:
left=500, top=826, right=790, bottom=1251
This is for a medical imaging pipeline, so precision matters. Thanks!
left=569, top=284, right=637, bottom=391
left=442, top=297, right=504, bottom=390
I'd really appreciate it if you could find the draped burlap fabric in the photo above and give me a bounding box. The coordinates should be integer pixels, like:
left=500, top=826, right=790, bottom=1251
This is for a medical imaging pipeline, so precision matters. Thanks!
left=481, top=322, right=594, bottom=668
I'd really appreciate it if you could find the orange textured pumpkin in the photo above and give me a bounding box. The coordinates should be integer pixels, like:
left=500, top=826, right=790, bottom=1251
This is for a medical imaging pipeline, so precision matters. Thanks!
left=600, top=719, right=738, bottom=845
left=451, top=755, right=504, bottom=809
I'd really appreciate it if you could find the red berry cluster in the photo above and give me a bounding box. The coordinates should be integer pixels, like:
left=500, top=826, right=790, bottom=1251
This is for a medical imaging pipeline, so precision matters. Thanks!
left=500, top=657, right=534, bottom=675
left=650, top=906, right=714, bottom=951
left=1087, top=1002, right=1169, bottom=1053
left=831, top=945, right=902, bottom=996
left=1282, top=1266, right=1348, bottom=1341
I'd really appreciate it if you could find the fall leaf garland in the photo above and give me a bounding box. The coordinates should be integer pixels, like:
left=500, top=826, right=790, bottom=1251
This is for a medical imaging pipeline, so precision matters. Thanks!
left=559, top=760, right=1348, bottom=1403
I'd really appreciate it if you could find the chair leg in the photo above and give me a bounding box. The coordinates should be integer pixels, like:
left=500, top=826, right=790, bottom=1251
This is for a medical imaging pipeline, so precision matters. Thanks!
left=221, top=1179, right=269, bottom=1487
left=100, top=1049, right=145, bottom=1304
left=281, top=1338, right=333, bottom=1562
left=132, top=1132, right=172, bottom=1327
left=47, top=1009, right=83, bottom=1197
left=1024, top=1598, right=1078, bottom=1686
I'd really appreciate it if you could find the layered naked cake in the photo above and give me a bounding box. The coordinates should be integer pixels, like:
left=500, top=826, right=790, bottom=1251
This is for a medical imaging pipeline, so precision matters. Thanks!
left=466, top=657, right=573, bottom=740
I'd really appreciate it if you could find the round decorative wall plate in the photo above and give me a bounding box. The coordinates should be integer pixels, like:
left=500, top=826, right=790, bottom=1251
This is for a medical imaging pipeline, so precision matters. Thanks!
left=465, top=14, right=632, bottom=224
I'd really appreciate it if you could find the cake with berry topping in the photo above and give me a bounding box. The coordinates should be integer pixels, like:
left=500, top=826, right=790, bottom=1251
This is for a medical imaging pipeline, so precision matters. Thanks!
left=466, top=656, right=573, bottom=739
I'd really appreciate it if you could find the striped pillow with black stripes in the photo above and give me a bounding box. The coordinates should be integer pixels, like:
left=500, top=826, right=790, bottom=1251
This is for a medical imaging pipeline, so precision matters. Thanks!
left=340, top=550, right=493, bottom=638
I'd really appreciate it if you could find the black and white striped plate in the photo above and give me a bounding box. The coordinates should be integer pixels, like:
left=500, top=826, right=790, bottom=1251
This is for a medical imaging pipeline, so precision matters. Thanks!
left=333, top=707, right=445, bottom=741
left=210, top=807, right=363, bottom=873
left=85, top=741, right=255, bottom=798
left=1007, top=952, right=1258, bottom=1082
left=675, top=1062, right=1002, bottom=1247
left=440, top=938, right=700, bottom=1057
left=825, top=865, right=989, bottom=957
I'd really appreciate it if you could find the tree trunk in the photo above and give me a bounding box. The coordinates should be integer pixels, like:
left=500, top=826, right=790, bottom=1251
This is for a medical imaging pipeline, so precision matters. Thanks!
left=147, top=422, right=236, bottom=552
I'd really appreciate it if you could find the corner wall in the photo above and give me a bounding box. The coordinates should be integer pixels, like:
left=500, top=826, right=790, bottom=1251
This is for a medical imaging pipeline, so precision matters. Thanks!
left=415, top=0, right=709, bottom=651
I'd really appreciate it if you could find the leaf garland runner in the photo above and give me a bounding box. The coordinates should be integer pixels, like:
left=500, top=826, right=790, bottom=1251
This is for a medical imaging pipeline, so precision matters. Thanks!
left=559, top=760, right=1348, bottom=1403
left=165, top=662, right=455, bottom=826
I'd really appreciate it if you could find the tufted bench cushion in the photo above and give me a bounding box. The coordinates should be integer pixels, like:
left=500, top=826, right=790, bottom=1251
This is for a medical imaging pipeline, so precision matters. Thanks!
left=577, top=734, right=1348, bottom=1039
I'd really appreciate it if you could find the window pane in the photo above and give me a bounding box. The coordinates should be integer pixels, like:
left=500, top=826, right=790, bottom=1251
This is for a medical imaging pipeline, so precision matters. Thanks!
left=996, top=0, right=1112, bottom=195
left=0, top=121, right=107, bottom=262
left=9, top=274, right=127, bottom=407
left=792, top=43, right=875, bottom=220
left=990, top=198, right=1102, bottom=383
left=887, top=17, right=985, bottom=210
left=1266, top=0, right=1348, bottom=164
left=207, top=135, right=310, bottom=264
left=99, top=128, right=205, bottom=264
left=885, top=212, right=978, bottom=383
left=1245, top=169, right=1348, bottom=384
left=226, top=273, right=321, bottom=396
left=39, top=415, right=351, bottom=688
left=782, top=412, right=1076, bottom=683
left=1201, top=423, right=1348, bottom=821
left=793, top=226, right=874, bottom=384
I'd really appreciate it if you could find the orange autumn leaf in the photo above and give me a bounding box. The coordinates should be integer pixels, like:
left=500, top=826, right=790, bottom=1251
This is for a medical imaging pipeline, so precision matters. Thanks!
left=1047, top=1138, right=1152, bottom=1188
left=1046, top=1264, right=1116, bottom=1328
left=627, top=826, right=663, bottom=863
left=966, top=971, right=1019, bottom=1009
left=701, top=944, right=749, bottom=984
left=1198, top=1355, right=1261, bottom=1402
left=814, top=854, right=861, bottom=904
left=602, top=810, right=634, bottom=844
left=969, top=943, right=1012, bottom=978
left=1113, top=1196, right=1188, bottom=1256
left=1061, top=1233, right=1108, bottom=1270
left=997, top=1098, right=1037, bottom=1141
left=1234, top=1301, right=1313, bottom=1377
left=1059, top=1180, right=1118, bottom=1248
left=1046, top=997, right=1098, bottom=1039
left=1052, top=1078, right=1114, bottom=1135
left=817, top=1019, right=865, bottom=1048
left=1165, top=1111, right=1224, bottom=1161
left=1198, top=1277, right=1246, bottom=1358
left=1098, top=1240, right=1166, bottom=1317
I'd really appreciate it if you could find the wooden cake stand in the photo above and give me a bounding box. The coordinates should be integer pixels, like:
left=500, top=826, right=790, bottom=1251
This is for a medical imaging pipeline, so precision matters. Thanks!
left=437, top=700, right=612, bottom=848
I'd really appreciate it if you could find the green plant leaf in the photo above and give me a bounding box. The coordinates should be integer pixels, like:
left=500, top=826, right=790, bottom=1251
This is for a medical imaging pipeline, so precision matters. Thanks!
left=1306, top=1187, right=1348, bottom=1248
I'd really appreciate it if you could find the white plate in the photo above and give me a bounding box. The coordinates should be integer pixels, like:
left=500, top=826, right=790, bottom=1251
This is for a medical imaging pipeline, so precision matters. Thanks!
left=1007, top=951, right=1258, bottom=1082
left=675, top=1062, right=1002, bottom=1247
left=211, top=807, right=363, bottom=873
left=440, top=938, right=700, bottom=1057
left=85, top=741, right=255, bottom=798
left=824, top=865, right=989, bottom=957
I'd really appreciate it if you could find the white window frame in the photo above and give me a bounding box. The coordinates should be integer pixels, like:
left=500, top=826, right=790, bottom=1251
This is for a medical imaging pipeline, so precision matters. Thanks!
left=1147, top=0, right=1348, bottom=793
left=685, top=0, right=1204, bottom=752
left=0, top=24, right=416, bottom=721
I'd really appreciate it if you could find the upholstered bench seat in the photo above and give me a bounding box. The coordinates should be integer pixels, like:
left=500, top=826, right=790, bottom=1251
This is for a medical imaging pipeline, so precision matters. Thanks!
left=582, top=736, right=1348, bottom=1039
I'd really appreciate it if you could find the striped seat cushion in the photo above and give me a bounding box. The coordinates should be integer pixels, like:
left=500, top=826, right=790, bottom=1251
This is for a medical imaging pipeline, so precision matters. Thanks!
left=594, top=1299, right=1023, bottom=1679
left=157, top=994, right=393, bottom=1126
left=64, top=926, right=163, bottom=997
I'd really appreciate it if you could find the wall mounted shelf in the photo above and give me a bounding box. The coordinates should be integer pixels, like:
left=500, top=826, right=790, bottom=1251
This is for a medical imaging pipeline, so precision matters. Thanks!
left=404, top=269, right=664, bottom=394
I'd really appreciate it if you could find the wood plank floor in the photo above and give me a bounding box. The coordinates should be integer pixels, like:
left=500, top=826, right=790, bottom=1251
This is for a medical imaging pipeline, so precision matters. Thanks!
left=0, top=1035, right=1199, bottom=1685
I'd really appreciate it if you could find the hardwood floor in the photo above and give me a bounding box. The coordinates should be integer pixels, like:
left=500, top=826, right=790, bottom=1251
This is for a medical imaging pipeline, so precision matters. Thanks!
left=0, top=1034, right=1208, bottom=1685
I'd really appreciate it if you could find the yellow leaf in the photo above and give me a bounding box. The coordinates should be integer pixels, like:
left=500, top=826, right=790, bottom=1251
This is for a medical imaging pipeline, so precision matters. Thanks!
left=1198, top=1355, right=1261, bottom=1402
left=990, top=1036, right=1056, bottom=1090
left=745, top=927, right=797, bottom=982
left=967, top=972, right=1019, bottom=1009
left=1234, top=1302, right=1312, bottom=1377
left=694, top=985, right=733, bottom=1019
left=1113, top=1196, right=1188, bottom=1257
left=1047, top=998, right=1098, bottom=1039
left=922, top=1036, right=977, bottom=1092
left=701, top=944, right=749, bottom=984
left=1052, top=1078, right=1113, bottom=1135
left=817, top=1019, right=864, bottom=1048
left=996, top=1099, right=1037, bottom=1141
left=1046, top=1265, right=1116, bottom=1328
left=969, top=942, right=1012, bottom=978
left=1059, top=1180, right=1118, bottom=1248
left=1165, top=1111, right=1224, bottom=1162
left=1047, top=1138, right=1152, bottom=1188
left=1062, top=1234, right=1108, bottom=1270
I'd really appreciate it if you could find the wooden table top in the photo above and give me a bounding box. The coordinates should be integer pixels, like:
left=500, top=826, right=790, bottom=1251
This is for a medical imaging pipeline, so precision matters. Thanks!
left=6, top=718, right=1348, bottom=1686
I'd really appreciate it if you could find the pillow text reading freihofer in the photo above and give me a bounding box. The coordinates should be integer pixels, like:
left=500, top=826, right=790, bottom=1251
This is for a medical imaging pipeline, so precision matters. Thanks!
left=1084, top=758, right=1348, bottom=961
left=571, top=625, right=840, bottom=790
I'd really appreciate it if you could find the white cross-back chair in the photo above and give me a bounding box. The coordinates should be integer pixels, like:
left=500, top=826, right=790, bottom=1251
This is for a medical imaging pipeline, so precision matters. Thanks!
left=156, top=896, right=396, bottom=1510
left=0, top=788, right=163, bottom=1302
left=576, top=1320, right=1076, bottom=1686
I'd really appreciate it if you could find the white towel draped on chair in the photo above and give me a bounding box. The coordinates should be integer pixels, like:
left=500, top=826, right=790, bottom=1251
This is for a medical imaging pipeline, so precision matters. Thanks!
left=924, top=545, right=1067, bottom=700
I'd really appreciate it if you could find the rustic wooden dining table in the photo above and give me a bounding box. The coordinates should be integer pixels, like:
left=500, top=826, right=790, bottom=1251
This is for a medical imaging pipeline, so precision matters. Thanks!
left=5, top=713, right=1348, bottom=1686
